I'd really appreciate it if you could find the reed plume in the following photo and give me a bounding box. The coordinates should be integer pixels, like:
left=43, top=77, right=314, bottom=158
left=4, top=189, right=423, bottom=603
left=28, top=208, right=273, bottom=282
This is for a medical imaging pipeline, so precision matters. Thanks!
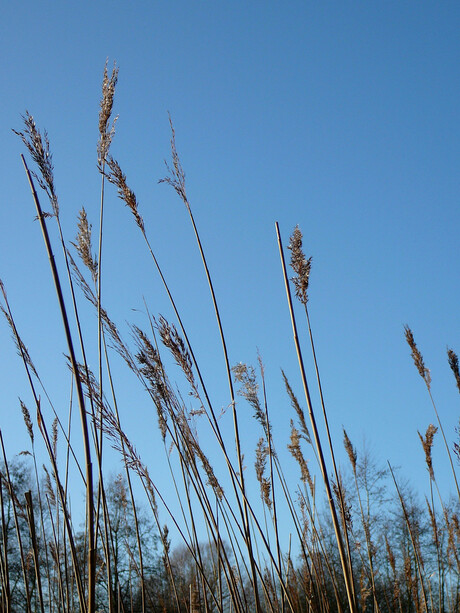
left=418, top=424, right=437, bottom=480
left=73, top=207, right=98, bottom=283
left=288, top=225, right=312, bottom=305
left=106, top=157, right=145, bottom=232
left=447, top=348, right=460, bottom=393
left=13, top=112, right=58, bottom=216
left=98, top=60, right=119, bottom=166
left=404, top=326, right=431, bottom=390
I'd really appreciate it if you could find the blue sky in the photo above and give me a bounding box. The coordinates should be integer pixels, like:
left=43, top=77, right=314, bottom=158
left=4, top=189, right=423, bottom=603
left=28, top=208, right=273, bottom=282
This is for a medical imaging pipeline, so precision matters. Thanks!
left=1, top=1, right=459, bottom=543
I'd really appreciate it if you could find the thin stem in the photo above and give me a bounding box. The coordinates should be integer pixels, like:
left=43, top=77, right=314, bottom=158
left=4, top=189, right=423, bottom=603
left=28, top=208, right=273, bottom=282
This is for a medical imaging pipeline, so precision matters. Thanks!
left=21, top=155, right=94, bottom=613
left=276, top=221, right=357, bottom=613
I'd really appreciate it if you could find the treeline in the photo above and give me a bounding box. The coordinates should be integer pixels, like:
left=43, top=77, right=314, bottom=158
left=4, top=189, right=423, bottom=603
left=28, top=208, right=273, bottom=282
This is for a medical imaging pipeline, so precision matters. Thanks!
left=1, top=450, right=459, bottom=612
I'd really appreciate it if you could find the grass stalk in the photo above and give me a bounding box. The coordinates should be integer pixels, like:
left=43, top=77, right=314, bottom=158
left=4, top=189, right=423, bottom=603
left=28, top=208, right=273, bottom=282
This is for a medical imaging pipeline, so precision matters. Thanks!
left=20, top=155, right=94, bottom=613
left=276, top=221, right=357, bottom=613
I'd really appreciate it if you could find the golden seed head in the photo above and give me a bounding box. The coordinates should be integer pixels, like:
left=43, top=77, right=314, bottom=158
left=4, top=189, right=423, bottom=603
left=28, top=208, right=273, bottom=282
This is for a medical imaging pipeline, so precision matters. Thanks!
left=288, top=225, right=312, bottom=305
left=20, top=400, right=34, bottom=444
left=404, top=326, right=431, bottom=390
left=418, top=424, right=437, bottom=480
left=107, top=157, right=144, bottom=232
left=14, top=111, right=59, bottom=216
left=343, top=428, right=357, bottom=472
left=73, top=207, right=98, bottom=283
left=98, top=60, right=119, bottom=165
left=447, top=348, right=460, bottom=393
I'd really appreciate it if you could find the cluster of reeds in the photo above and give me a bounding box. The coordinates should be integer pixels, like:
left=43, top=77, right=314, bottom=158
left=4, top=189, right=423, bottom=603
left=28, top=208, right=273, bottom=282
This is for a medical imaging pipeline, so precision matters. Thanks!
left=0, top=62, right=459, bottom=612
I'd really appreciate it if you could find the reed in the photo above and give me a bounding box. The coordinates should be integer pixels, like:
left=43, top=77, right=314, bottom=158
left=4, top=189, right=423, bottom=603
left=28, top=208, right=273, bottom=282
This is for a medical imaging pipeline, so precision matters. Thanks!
left=0, top=62, right=458, bottom=613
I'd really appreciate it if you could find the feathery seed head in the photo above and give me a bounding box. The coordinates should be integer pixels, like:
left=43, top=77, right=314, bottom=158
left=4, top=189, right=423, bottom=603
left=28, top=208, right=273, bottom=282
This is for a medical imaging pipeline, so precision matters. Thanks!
left=159, top=114, right=188, bottom=206
left=447, top=348, right=460, bottom=393
left=418, top=424, right=437, bottom=480
left=232, top=362, right=266, bottom=429
left=14, top=111, right=59, bottom=216
left=404, top=326, right=431, bottom=390
left=288, top=422, right=314, bottom=494
left=73, top=207, right=98, bottom=283
left=20, top=400, right=34, bottom=444
left=195, top=445, right=224, bottom=500
left=107, top=157, right=145, bottom=232
left=43, top=466, right=56, bottom=507
left=288, top=225, right=312, bottom=305
left=343, top=428, right=357, bottom=472
left=98, top=60, right=119, bottom=165
left=282, top=370, right=311, bottom=443
left=157, top=317, right=197, bottom=397
left=255, top=437, right=271, bottom=508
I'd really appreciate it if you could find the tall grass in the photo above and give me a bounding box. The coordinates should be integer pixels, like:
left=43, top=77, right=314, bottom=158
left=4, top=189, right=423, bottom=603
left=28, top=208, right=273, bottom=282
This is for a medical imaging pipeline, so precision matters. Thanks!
left=0, top=63, right=459, bottom=612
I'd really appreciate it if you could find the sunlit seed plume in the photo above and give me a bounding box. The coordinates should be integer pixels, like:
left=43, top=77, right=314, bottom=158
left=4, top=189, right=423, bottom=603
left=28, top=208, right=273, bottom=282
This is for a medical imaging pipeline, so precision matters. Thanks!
left=133, top=325, right=169, bottom=440
left=288, top=422, right=314, bottom=495
left=20, top=400, right=34, bottom=444
left=73, top=207, right=98, bottom=283
left=232, top=362, right=267, bottom=431
left=159, top=114, right=188, bottom=206
left=193, top=443, right=224, bottom=500
left=107, top=157, right=144, bottom=232
left=255, top=437, right=271, bottom=509
left=43, top=466, right=56, bottom=507
left=418, top=424, right=437, bottom=480
left=13, top=111, right=59, bottom=216
left=447, top=348, right=460, bottom=393
left=158, top=316, right=197, bottom=395
left=282, top=370, right=311, bottom=443
left=98, top=59, right=119, bottom=166
left=288, top=225, right=312, bottom=305
left=404, top=326, right=431, bottom=390
left=343, top=429, right=357, bottom=472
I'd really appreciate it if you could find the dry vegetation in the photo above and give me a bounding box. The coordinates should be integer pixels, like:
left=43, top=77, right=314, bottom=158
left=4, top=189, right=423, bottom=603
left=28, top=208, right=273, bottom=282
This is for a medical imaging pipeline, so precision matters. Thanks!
left=0, top=62, right=459, bottom=612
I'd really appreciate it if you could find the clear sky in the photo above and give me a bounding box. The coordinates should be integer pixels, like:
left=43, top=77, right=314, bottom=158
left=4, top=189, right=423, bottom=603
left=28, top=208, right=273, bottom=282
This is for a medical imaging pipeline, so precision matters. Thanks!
left=1, top=1, right=459, bottom=544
